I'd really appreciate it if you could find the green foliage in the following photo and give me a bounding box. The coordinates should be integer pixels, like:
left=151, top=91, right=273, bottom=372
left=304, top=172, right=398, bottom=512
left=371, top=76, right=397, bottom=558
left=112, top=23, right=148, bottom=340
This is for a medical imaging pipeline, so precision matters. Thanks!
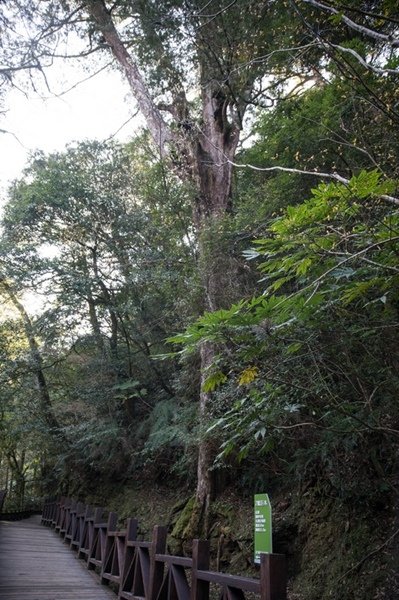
left=171, top=170, right=399, bottom=512
left=137, top=398, right=198, bottom=481
left=254, top=171, right=398, bottom=303
left=202, top=370, right=228, bottom=393
left=0, top=138, right=198, bottom=491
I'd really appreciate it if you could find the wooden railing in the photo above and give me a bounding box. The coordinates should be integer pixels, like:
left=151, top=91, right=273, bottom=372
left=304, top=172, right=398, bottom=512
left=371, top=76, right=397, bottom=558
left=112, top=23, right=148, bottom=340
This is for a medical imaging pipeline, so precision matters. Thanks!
left=42, top=496, right=286, bottom=600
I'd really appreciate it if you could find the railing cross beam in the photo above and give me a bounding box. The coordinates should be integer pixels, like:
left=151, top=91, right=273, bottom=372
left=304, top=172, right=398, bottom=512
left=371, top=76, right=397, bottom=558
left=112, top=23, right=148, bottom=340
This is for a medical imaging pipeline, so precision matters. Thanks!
left=41, top=497, right=287, bottom=600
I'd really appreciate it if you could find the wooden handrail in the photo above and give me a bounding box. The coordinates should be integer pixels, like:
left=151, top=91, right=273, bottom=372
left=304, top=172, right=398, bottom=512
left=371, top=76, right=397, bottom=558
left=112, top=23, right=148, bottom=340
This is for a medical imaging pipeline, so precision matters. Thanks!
left=41, top=497, right=287, bottom=600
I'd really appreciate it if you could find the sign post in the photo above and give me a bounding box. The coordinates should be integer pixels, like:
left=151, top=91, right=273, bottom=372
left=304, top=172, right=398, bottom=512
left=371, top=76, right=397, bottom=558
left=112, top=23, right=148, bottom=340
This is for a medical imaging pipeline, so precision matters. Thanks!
left=254, top=493, right=272, bottom=564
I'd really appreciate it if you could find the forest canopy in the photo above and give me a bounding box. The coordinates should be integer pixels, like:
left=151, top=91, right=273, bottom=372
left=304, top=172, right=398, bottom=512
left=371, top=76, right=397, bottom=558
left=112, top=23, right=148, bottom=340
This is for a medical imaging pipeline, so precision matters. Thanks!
left=0, top=2, right=398, bottom=599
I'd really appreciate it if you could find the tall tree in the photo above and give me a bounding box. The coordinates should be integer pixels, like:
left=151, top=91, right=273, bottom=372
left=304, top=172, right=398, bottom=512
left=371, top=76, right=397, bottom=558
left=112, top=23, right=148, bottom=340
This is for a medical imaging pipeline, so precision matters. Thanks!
left=71, top=0, right=303, bottom=527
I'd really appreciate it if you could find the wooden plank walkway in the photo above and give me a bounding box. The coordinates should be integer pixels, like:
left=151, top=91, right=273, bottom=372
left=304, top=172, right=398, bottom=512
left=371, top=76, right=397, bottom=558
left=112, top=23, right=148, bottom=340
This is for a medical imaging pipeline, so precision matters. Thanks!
left=0, top=515, right=116, bottom=599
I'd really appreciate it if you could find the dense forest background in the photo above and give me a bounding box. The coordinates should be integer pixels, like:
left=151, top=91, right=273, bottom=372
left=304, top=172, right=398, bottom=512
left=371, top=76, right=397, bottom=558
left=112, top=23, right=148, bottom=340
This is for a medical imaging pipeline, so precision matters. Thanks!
left=0, top=1, right=398, bottom=599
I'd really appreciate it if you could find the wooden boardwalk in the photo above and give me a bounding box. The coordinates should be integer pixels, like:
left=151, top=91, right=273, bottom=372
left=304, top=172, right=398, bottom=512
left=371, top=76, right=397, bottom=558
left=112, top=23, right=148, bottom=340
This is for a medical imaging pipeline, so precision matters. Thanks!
left=0, top=515, right=116, bottom=599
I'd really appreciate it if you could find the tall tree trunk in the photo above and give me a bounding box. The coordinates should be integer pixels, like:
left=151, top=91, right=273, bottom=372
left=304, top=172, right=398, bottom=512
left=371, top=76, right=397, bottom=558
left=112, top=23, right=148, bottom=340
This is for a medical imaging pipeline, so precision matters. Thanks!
left=191, top=85, right=241, bottom=528
left=85, top=0, right=242, bottom=533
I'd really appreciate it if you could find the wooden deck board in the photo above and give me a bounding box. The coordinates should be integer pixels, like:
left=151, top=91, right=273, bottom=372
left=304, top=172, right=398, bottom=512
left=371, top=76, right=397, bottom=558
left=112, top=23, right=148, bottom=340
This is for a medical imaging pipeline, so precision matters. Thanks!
left=0, top=515, right=116, bottom=599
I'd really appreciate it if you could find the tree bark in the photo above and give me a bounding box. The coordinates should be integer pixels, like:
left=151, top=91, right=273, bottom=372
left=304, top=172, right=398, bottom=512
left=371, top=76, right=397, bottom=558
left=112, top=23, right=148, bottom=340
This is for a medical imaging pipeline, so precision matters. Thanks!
left=8, top=450, right=26, bottom=509
left=84, top=0, right=244, bottom=531
left=192, top=79, right=241, bottom=515
left=85, top=0, right=171, bottom=154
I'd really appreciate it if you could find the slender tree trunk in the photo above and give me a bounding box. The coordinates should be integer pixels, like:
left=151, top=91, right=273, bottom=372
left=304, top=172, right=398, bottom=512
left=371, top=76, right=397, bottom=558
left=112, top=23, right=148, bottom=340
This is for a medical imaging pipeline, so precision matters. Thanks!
left=87, top=295, right=106, bottom=353
left=92, top=246, right=119, bottom=357
left=83, top=253, right=106, bottom=354
left=5, top=464, right=9, bottom=498
left=7, top=450, right=26, bottom=510
left=0, top=279, right=63, bottom=435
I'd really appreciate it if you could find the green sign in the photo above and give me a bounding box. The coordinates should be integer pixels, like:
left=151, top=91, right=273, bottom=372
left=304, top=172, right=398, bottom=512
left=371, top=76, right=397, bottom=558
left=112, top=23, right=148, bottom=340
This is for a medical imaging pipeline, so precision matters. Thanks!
left=254, top=493, right=272, bottom=563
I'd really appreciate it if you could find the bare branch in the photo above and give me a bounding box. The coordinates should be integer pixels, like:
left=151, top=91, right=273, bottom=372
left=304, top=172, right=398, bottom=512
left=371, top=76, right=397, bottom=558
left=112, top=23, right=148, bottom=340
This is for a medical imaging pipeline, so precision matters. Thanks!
left=105, top=108, right=140, bottom=140
left=43, top=61, right=113, bottom=99
left=0, top=128, right=26, bottom=147
left=217, top=156, right=399, bottom=206
left=228, top=42, right=318, bottom=77
left=335, top=3, right=399, bottom=26
left=301, top=0, right=399, bottom=48
left=329, top=43, right=399, bottom=76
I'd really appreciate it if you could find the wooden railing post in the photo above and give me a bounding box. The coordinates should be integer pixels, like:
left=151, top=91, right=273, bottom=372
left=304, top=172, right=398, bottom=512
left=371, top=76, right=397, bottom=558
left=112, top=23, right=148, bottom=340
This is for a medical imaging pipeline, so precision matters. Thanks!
left=60, top=497, right=72, bottom=538
left=42, top=498, right=56, bottom=526
left=191, top=539, right=210, bottom=600
left=87, top=506, right=105, bottom=569
left=52, top=497, right=61, bottom=528
left=100, top=511, right=118, bottom=584
left=70, top=501, right=85, bottom=550
left=55, top=496, right=65, bottom=532
left=65, top=499, right=77, bottom=542
left=260, top=554, right=287, bottom=600
left=148, top=525, right=167, bottom=600
left=118, top=517, right=140, bottom=599
left=78, top=504, right=94, bottom=559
